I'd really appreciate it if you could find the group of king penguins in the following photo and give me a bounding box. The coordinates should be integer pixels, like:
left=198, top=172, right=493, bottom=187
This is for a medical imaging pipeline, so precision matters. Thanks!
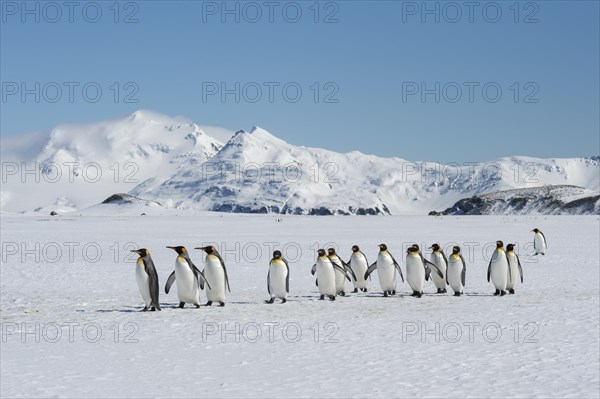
left=130, top=228, right=547, bottom=311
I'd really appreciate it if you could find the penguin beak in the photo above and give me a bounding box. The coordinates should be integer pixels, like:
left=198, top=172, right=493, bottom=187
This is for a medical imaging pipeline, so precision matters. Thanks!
left=130, top=249, right=142, bottom=255
left=194, top=246, right=209, bottom=252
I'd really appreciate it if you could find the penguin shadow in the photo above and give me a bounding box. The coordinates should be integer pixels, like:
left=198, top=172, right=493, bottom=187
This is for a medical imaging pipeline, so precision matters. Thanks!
left=95, top=303, right=179, bottom=313
left=463, top=292, right=497, bottom=297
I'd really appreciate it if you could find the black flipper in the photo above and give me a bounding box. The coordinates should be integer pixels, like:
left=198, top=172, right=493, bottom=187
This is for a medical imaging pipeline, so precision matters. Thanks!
left=487, top=258, right=492, bottom=282
left=284, top=258, right=290, bottom=293
left=165, top=271, right=176, bottom=294
left=332, top=262, right=351, bottom=281
left=364, top=262, right=377, bottom=280
left=540, top=231, right=547, bottom=248
left=440, top=250, right=449, bottom=269
left=215, top=252, right=231, bottom=292
left=516, top=253, right=523, bottom=283
left=423, top=255, right=444, bottom=279
left=459, top=254, right=467, bottom=287
left=190, top=263, right=211, bottom=291
left=311, top=264, right=317, bottom=275
left=361, top=252, right=371, bottom=280
left=267, top=269, right=271, bottom=295
left=144, top=257, right=161, bottom=310
left=389, top=254, right=404, bottom=283
left=505, top=253, right=512, bottom=283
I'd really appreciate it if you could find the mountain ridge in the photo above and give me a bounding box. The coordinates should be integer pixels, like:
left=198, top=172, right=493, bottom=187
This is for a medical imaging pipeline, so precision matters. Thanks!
left=2, top=110, right=599, bottom=215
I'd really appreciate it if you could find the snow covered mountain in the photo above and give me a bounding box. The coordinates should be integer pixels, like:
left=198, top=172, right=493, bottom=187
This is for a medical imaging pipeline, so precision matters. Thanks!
left=0, top=110, right=224, bottom=212
left=2, top=110, right=599, bottom=215
left=131, top=125, right=600, bottom=215
left=433, top=185, right=600, bottom=215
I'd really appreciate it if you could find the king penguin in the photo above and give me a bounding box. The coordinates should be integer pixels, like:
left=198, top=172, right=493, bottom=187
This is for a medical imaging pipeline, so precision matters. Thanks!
left=487, top=241, right=511, bottom=296
left=505, top=243, right=524, bottom=294
left=327, top=248, right=356, bottom=296
left=348, top=245, right=369, bottom=293
left=313, top=249, right=347, bottom=300
left=364, top=244, right=404, bottom=297
left=266, top=250, right=289, bottom=304
left=195, top=245, right=230, bottom=307
left=429, top=243, right=448, bottom=294
left=406, top=246, right=426, bottom=297
left=446, top=246, right=466, bottom=296
left=165, top=246, right=210, bottom=308
left=532, top=228, right=547, bottom=255
left=131, top=248, right=161, bottom=311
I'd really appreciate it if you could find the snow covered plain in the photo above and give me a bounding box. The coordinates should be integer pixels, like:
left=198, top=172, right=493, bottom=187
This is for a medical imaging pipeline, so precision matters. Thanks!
left=1, top=213, right=599, bottom=398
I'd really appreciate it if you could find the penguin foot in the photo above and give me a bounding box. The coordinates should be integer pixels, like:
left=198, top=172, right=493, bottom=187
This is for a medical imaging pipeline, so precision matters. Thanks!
left=383, top=291, right=389, bottom=297
left=150, top=307, right=157, bottom=311
left=204, top=301, right=213, bottom=307
left=493, top=290, right=500, bottom=296
left=328, top=295, right=336, bottom=301
left=178, top=302, right=185, bottom=309
left=392, top=290, right=396, bottom=295
left=508, top=289, right=515, bottom=294
left=281, top=298, right=287, bottom=304
left=362, top=288, right=367, bottom=292
left=454, top=292, right=461, bottom=297
left=265, top=298, right=275, bottom=304
left=319, top=295, right=325, bottom=300
left=219, top=302, right=225, bottom=307
left=340, top=291, right=346, bottom=297
left=500, top=290, right=506, bottom=296
left=194, top=304, right=201, bottom=308
left=352, top=288, right=358, bottom=293
left=141, top=307, right=148, bottom=312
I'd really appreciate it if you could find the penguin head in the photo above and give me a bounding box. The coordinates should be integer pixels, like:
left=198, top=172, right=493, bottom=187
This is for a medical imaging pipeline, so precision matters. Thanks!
left=195, top=246, right=215, bottom=254
left=351, top=245, right=360, bottom=252
left=378, top=243, right=387, bottom=251
left=272, top=250, right=282, bottom=259
left=166, top=246, right=186, bottom=255
left=506, top=243, right=515, bottom=252
left=496, top=240, right=504, bottom=248
left=327, top=248, right=336, bottom=256
left=407, top=246, right=419, bottom=254
left=317, top=249, right=326, bottom=257
left=532, top=228, right=539, bottom=233
left=452, top=246, right=460, bottom=254
left=131, top=248, right=149, bottom=257
left=411, top=244, right=420, bottom=251
left=430, top=243, right=440, bottom=251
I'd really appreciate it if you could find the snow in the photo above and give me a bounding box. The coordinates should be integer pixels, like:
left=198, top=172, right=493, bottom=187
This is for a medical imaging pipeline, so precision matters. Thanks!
left=1, top=213, right=598, bottom=398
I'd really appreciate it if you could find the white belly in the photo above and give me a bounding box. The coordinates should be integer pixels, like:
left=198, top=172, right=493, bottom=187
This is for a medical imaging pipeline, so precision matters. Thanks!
left=430, top=252, right=447, bottom=289
left=506, top=253, right=519, bottom=289
left=174, top=257, right=200, bottom=304
left=135, top=260, right=152, bottom=307
left=316, top=258, right=336, bottom=296
left=406, top=255, right=425, bottom=293
left=269, top=261, right=288, bottom=299
left=350, top=253, right=368, bottom=289
left=376, top=253, right=396, bottom=291
left=447, top=257, right=463, bottom=294
left=205, top=255, right=226, bottom=302
left=490, top=250, right=509, bottom=290
left=534, top=233, right=546, bottom=254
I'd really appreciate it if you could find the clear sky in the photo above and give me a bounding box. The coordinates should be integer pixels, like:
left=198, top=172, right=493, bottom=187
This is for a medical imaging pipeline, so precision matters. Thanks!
left=1, top=0, right=598, bottom=162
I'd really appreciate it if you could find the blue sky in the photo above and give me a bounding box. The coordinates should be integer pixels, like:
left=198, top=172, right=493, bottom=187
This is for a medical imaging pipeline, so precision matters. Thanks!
left=1, top=0, right=598, bottom=162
